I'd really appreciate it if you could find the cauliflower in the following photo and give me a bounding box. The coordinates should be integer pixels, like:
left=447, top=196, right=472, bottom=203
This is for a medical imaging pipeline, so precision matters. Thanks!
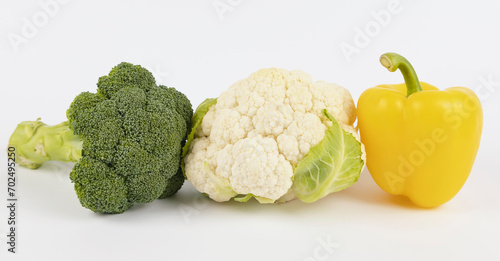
left=184, top=68, right=365, bottom=203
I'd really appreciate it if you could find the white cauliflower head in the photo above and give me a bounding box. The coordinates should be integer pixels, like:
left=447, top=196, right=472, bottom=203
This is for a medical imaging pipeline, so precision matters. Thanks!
left=184, top=68, right=364, bottom=203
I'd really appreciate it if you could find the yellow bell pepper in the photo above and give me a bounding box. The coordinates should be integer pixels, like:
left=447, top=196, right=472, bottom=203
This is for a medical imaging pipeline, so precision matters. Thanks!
left=357, top=53, right=483, bottom=207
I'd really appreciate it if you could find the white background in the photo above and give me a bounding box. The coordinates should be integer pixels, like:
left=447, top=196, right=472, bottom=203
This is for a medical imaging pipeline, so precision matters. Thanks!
left=1, top=0, right=500, bottom=260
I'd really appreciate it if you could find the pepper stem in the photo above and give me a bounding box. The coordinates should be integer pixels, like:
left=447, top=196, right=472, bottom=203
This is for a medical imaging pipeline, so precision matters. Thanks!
left=380, top=52, right=422, bottom=97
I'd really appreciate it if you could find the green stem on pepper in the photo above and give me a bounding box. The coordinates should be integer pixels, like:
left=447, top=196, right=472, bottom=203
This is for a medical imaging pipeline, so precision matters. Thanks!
left=380, top=52, right=423, bottom=97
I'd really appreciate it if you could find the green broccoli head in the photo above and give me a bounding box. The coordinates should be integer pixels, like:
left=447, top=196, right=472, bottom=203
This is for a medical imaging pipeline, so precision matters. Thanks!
left=67, top=62, right=192, bottom=214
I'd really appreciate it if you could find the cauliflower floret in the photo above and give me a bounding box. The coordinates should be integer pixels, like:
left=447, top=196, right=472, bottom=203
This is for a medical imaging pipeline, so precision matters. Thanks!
left=185, top=68, right=361, bottom=202
left=229, top=136, right=293, bottom=200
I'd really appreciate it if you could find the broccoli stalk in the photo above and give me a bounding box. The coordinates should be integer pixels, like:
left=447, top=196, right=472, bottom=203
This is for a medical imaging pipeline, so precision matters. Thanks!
left=9, top=120, right=82, bottom=169
left=8, top=62, right=193, bottom=214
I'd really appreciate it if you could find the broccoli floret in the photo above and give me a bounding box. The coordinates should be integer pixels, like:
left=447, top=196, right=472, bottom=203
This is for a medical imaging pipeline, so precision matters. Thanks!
left=9, top=62, right=193, bottom=214
left=70, top=157, right=131, bottom=214
left=96, top=62, right=156, bottom=98
left=159, top=168, right=185, bottom=198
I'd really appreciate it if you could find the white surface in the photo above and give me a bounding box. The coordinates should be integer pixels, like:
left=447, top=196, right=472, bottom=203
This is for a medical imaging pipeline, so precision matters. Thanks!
left=1, top=0, right=500, bottom=260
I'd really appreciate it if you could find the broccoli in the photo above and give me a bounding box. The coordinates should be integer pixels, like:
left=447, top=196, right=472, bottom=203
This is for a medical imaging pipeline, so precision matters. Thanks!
left=8, top=62, right=193, bottom=214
